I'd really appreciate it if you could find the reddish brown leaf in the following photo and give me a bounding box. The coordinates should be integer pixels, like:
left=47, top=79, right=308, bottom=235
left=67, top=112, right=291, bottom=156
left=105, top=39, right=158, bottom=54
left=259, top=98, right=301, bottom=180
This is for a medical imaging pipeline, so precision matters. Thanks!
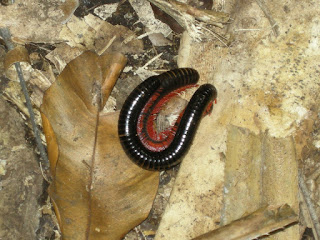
left=40, top=51, right=159, bottom=239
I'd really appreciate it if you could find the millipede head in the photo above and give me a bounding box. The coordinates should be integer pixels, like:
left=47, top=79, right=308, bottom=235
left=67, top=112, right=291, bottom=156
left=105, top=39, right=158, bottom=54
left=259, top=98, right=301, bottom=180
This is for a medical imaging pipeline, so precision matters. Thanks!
left=204, top=101, right=214, bottom=116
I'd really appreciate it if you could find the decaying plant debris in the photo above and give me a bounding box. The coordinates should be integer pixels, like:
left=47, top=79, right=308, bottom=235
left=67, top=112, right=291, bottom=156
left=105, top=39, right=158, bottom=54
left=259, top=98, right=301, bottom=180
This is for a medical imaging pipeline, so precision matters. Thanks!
left=0, top=0, right=320, bottom=239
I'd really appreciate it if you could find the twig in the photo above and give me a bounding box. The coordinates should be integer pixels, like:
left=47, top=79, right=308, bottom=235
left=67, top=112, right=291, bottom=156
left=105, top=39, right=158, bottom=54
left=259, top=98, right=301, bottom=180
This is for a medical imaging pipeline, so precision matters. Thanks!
left=137, top=31, right=156, bottom=40
left=201, top=24, right=228, bottom=46
left=97, top=35, right=116, bottom=55
left=255, top=0, right=280, bottom=37
left=141, top=52, right=163, bottom=69
left=0, top=28, right=50, bottom=171
left=308, top=167, right=320, bottom=181
left=235, top=28, right=262, bottom=31
left=39, top=162, right=50, bottom=182
left=299, top=170, right=320, bottom=240
left=28, top=42, right=53, bottom=52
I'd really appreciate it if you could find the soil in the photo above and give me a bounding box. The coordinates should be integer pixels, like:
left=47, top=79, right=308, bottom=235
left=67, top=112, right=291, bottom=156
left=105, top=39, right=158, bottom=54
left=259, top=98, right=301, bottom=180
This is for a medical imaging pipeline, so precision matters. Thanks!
left=0, top=98, right=56, bottom=239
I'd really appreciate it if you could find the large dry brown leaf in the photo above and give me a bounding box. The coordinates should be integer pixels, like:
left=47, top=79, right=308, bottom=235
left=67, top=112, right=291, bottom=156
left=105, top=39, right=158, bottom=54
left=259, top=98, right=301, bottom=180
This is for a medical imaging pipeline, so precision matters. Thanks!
left=40, top=51, right=159, bottom=239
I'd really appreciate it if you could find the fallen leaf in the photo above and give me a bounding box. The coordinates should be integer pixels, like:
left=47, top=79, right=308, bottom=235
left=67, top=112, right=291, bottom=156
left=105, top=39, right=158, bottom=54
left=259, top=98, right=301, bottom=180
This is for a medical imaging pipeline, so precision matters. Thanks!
left=40, top=51, right=159, bottom=239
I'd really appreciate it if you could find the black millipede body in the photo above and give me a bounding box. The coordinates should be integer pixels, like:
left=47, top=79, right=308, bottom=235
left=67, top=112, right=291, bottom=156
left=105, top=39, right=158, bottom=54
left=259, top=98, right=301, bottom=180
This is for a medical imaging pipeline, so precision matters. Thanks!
left=118, top=68, right=217, bottom=171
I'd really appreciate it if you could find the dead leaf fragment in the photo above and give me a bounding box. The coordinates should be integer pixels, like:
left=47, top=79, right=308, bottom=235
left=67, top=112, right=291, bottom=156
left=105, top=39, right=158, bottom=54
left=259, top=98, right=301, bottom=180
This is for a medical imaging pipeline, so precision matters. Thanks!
left=4, top=45, right=32, bottom=82
left=41, top=51, right=159, bottom=239
left=45, top=43, right=84, bottom=74
left=4, top=45, right=30, bottom=71
left=60, top=14, right=143, bottom=55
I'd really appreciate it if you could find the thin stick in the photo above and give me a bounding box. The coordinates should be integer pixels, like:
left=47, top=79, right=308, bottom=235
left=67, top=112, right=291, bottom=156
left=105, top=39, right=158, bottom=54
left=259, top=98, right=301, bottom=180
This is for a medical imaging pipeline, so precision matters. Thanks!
left=142, top=52, right=163, bottom=69
left=299, top=170, right=320, bottom=240
left=0, top=28, right=50, bottom=171
left=201, top=24, right=228, bottom=47
left=97, top=35, right=116, bottom=55
left=255, top=0, right=280, bottom=37
left=40, top=162, right=50, bottom=182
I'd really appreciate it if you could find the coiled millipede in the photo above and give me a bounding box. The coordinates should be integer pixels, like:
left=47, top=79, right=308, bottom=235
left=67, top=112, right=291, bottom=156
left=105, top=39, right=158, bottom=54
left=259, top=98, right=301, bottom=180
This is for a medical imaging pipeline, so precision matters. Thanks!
left=118, top=68, right=217, bottom=171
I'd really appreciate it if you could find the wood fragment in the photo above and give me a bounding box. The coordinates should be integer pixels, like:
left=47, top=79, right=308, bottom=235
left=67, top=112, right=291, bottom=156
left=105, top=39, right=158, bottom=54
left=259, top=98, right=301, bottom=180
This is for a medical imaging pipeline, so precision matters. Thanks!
left=221, top=125, right=263, bottom=226
left=192, top=205, right=298, bottom=240
left=147, top=0, right=229, bottom=40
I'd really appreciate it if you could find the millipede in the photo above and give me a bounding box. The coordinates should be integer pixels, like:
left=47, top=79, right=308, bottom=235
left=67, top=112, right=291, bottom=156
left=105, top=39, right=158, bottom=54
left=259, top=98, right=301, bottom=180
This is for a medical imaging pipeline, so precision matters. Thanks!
left=118, top=68, right=217, bottom=171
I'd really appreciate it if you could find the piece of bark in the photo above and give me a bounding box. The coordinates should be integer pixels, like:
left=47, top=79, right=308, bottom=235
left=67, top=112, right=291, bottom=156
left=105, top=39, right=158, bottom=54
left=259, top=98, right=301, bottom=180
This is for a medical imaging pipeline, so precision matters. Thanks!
left=221, top=125, right=263, bottom=225
left=40, top=51, right=159, bottom=239
left=193, top=205, right=298, bottom=240
left=222, top=126, right=299, bottom=239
